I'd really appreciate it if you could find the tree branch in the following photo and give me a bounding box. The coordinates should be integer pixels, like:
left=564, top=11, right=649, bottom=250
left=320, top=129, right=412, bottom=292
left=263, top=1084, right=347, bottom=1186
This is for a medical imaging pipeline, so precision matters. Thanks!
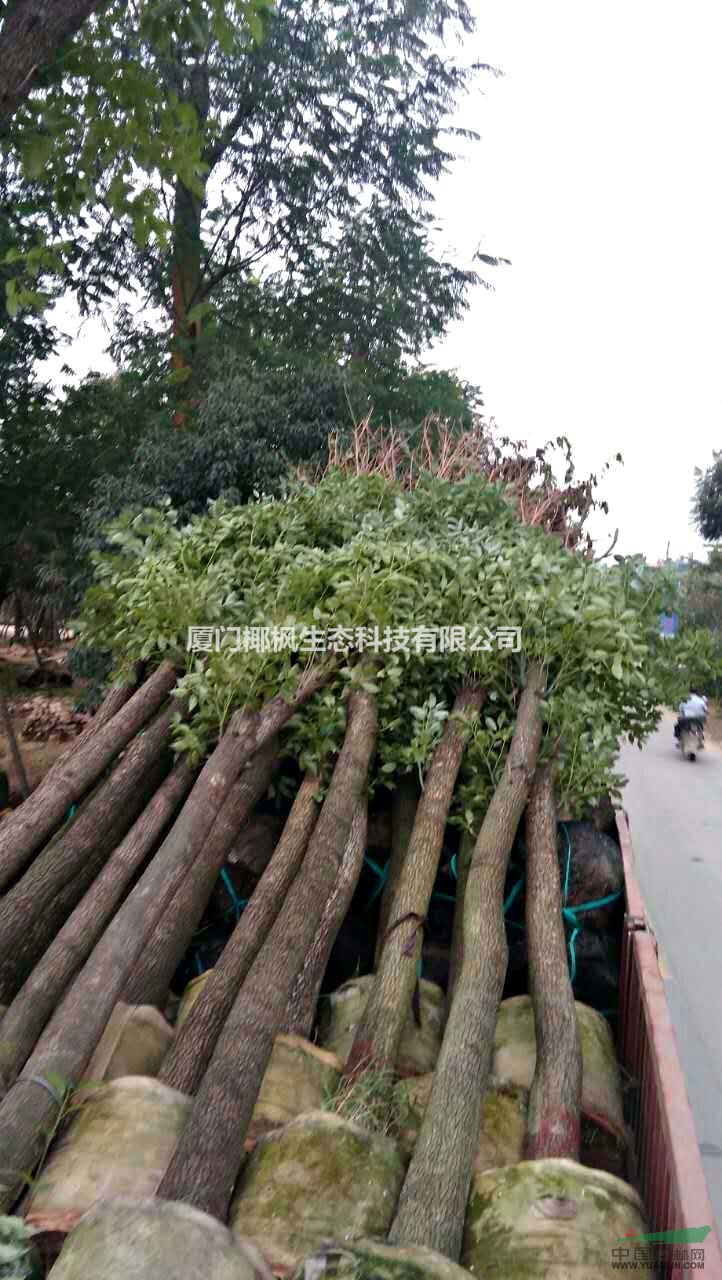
left=591, top=528, right=620, bottom=563
left=0, top=0, right=123, bottom=127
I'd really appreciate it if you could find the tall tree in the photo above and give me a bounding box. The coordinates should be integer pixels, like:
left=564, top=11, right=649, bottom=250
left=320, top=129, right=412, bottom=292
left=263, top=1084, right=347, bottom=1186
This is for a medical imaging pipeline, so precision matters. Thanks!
left=6, top=0, right=483, bottom=398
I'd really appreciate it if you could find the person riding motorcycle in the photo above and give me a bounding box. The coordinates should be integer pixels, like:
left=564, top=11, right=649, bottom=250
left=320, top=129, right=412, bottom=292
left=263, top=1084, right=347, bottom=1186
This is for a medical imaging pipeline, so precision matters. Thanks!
left=674, top=687, right=707, bottom=745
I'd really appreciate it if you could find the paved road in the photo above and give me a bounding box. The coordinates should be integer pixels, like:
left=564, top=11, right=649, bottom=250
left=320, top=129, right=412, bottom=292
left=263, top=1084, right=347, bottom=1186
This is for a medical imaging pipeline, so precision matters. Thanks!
left=619, top=712, right=722, bottom=1231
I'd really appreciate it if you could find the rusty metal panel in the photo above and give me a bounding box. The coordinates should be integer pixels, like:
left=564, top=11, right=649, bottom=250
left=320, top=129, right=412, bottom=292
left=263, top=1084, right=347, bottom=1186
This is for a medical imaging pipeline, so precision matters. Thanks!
left=616, top=809, right=722, bottom=1278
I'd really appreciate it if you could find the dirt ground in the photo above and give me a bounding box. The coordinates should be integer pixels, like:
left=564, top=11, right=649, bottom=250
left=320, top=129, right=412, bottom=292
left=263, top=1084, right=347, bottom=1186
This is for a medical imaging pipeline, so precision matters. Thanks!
left=0, top=642, right=88, bottom=801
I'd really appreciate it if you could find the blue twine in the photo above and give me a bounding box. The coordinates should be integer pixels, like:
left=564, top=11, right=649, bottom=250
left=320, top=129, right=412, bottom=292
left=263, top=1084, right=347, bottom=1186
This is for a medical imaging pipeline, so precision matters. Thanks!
left=219, top=868, right=248, bottom=922
left=432, top=891, right=457, bottom=905
left=504, top=876, right=524, bottom=916
left=560, top=822, right=622, bottom=982
left=364, top=856, right=389, bottom=907
left=67, top=804, right=77, bottom=820
left=450, top=854, right=457, bottom=881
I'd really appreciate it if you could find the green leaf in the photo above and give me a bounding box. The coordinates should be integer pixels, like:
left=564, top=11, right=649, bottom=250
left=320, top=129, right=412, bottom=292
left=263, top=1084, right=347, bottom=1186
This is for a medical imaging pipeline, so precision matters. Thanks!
left=21, top=135, right=54, bottom=180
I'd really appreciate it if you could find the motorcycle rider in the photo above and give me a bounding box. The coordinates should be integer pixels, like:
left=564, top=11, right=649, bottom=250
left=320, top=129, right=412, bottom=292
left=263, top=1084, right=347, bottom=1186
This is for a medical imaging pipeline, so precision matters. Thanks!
left=674, top=687, right=707, bottom=745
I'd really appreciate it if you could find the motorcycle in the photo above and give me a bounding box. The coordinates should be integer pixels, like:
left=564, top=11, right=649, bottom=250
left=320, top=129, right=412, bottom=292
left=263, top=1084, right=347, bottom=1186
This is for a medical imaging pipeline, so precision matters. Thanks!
left=677, top=717, right=705, bottom=762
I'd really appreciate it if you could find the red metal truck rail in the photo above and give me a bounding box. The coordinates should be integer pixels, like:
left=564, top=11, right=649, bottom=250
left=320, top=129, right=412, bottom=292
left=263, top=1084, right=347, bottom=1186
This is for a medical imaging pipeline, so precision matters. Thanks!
left=616, top=808, right=722, bottom=1279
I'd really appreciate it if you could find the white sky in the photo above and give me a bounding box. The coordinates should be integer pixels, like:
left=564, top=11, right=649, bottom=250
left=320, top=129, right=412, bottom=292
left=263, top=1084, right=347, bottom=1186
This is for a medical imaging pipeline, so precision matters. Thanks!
left=41, top=0, right=722, bottom=563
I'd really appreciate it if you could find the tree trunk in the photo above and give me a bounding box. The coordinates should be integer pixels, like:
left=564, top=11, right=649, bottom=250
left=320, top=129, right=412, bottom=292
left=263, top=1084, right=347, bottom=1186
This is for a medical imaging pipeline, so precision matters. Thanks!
left=0, top=691, right=29, bottom=800
left=446, top=827, right=475, bottom=1006
left=387, top=662, right=545, bottom=1259
left=218, top=660, right=335, bottom=772
left=159, top=771, right=321, bottom=1095
left=0, top=701, right=178, bottom=1002
left=344, top=686, right=483, bottom=1080
left=285, top=798, right=368, bottom=1039
left=523, top=765, right=582, bottom=1159
left=0, top=0, right=118, bottom=126
left=0, top=691, right=275, bottom=1213
left=0, top=661, right=177, bottom=891
left=156, top=686, right=378, bottom=1219
left=170, top=178, right=207, bottom=427
left=374, top=774, right=420, bottom=967
left=123, top=737, right=279, bottom=1007
left=169, top=60, right=210, bottom=426
left=0, top=756, right=196, bottom=1094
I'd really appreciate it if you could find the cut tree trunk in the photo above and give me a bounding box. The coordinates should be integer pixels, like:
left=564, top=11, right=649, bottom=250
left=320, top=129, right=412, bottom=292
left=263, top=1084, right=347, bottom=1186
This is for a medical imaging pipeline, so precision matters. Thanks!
left=0, top=691, right=29, bottom=800
left=123, top=737, right=280, bottom=1008
left=0, top=701, right=179, bottom=1002
left=0, top=756, right=197, bottom=1094
left=388, top=662, right=545, bottom=1259
left=159, top=771, right=321, bottom=1095
left=0, top=701, right=283, bottom=1214
left=0, top=661, right=177, bottom=891
left=156, top=686, right=378, bottom=1219
left=344, top=686, right=483, bottom=1080
left=374, top=775, right=420, bottom=967
left=446, top=828, right=476, bottom=1005
left=285, top=797, right=368, bottom=1039
left=523, top=765, right=582, bottom=1159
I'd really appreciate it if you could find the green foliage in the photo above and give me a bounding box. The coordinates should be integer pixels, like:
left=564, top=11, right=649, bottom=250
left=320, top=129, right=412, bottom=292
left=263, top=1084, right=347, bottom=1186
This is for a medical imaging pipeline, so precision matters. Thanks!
left=0, top=1217, right=41, bottom=1280
left=5, top=0, right=483, bottom=372
left=655, top=626, right=722, bottom=708
left=0, top=367, right=150, bottom=609
left=679, top=550, right=722, bottom=635
left=693, top=453, right=722, bottom=543
left=73, top=331, right=483, bottom=579
left=76, top=469, right=667, bottom=815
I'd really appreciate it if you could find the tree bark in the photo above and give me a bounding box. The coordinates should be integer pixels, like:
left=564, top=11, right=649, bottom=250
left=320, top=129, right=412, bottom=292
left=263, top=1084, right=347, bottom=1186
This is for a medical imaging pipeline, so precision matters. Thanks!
left=446, top=827, right=475, bottom=1006
left=156, top=686, right=378, bottom=1219
left=0, top=688, right=276, bottom=1213
left=123, top=737, right=279, bottom=1007
left=0, top=756, right=196, bottom=1094
left=388, top=663, right=545, bottom=1259
left=0, top=661, right=177, bottom=891
left=0, top=0, right=119, bottom=126
left=523, top=765, right=582, bottom=1159
left=169, top=61, right=210, bottom=425
left=344, top=686, right=483, bottom=1080
left=159, top=771, right=321, bottom=1095
left=0, top=691, right=29, bottom=800
left=285, top=798, right=368, bottom=1039
left=0, top=701, right=178, bottom=1002
left=374, top=774, right=420, bottom=967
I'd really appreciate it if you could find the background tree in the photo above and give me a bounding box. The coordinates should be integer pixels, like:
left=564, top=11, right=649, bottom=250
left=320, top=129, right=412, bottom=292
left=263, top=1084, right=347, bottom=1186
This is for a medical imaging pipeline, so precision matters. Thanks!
left=692, top=453, right=722, bottom=543
left=5, top=0, right=486, bottom=398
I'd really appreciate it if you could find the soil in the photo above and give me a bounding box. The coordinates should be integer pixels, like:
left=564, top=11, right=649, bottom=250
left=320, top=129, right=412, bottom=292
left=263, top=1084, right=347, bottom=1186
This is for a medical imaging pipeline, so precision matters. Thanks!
left=0, top=642, right=88, bottom=805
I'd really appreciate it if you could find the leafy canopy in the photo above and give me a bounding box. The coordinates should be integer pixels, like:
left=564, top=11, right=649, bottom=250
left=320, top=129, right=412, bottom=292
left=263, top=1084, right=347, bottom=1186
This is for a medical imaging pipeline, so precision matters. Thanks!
left=77, top=469, right=666, bottom=817
left=692, top=453, right=722, bottom=544
left=6, top=0, right=483, bottom=368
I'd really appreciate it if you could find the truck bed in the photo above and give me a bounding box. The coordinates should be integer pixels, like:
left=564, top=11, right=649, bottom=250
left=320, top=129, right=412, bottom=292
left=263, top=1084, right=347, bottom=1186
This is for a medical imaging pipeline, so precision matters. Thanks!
left=616, top=808, right=722, bottom=1277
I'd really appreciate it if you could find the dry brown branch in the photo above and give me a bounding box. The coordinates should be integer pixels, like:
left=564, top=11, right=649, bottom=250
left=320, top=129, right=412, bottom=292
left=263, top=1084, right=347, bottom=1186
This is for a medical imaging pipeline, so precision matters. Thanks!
left=309, top=418, right=610, bottom=550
